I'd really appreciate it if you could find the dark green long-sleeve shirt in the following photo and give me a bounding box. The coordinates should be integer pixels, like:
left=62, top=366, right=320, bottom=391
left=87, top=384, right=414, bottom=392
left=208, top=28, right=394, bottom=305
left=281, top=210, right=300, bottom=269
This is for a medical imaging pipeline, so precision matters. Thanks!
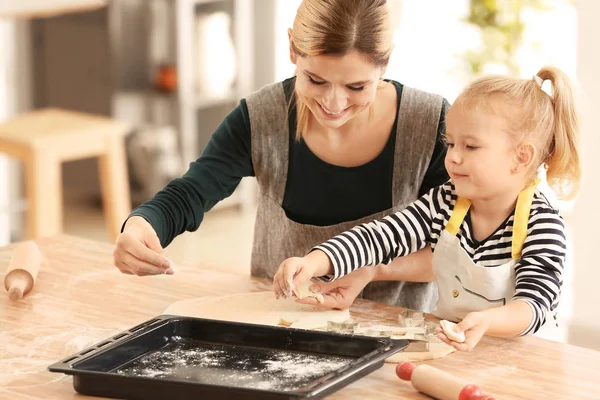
left=128, top=78, right=450, bottom=248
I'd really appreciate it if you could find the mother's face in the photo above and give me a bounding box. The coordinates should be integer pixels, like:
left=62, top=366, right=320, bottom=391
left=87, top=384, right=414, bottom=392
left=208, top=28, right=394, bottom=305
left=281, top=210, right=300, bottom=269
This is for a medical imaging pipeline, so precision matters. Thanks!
left=291, top=50, right=386, bottom=130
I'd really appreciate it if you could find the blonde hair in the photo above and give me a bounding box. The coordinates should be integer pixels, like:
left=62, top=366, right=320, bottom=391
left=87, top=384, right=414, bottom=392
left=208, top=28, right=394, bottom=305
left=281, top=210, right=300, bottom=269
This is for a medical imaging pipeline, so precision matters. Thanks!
left=289, top=0, right=393, bottom=139
left=454, top=66, right=581, bottom=200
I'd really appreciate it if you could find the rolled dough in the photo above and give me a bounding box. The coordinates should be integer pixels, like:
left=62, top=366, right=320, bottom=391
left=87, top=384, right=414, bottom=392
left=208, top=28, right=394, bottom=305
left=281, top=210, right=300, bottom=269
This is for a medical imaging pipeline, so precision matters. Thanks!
left=163, top=291, right=349, bottom=330
left=162, top=291, right=456, bottom=363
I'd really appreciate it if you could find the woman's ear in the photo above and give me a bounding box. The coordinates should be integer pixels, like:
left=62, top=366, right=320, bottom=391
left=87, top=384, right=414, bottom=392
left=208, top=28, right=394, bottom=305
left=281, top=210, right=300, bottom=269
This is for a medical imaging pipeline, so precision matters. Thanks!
left=380, top=44, right=394, bottom=78
left=512, top=143, right=536, bottom=173
left=288, top=28, right=297, bottom=65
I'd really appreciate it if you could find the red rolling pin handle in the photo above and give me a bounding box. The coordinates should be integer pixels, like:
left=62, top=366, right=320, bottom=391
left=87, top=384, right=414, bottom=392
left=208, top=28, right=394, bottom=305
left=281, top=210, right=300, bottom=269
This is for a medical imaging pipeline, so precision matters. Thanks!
left=396, top=362, right=495, bottom=400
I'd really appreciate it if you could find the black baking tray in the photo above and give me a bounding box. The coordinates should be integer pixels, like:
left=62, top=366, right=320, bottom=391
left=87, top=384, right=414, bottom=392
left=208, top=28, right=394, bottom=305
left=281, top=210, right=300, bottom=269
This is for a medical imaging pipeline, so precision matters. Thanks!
left=48, top=315, right=407, bottom=399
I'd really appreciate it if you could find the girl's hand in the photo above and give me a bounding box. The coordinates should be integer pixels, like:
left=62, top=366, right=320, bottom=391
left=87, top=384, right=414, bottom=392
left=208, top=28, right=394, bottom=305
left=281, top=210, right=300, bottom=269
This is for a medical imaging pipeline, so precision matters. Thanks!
left=273, top=256, right=319, bottom=299
left=273, top=250, right=335, bottom=299
left=436, top=312, right=490, bottom=352
left=295, top=266, right=376, bottom=310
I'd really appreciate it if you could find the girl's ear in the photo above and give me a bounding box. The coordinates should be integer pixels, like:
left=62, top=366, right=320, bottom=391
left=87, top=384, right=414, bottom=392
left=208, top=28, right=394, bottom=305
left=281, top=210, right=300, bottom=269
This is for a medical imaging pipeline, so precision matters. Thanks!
left=512, top=143, right=537, bottom=173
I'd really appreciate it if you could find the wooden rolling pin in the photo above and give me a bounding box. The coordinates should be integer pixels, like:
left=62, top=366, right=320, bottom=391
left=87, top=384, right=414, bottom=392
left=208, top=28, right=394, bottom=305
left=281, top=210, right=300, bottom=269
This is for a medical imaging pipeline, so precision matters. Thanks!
left=3, top=241, right=42, bottom=300
left=396, top=362, right=495, bottom=400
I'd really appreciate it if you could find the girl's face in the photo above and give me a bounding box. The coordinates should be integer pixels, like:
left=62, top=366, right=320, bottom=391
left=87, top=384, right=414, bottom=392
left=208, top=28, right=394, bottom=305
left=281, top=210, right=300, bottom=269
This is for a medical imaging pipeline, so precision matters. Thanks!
left=291, top=50, right=386, bottom=130
left=444, top=104, right=525, bottom=200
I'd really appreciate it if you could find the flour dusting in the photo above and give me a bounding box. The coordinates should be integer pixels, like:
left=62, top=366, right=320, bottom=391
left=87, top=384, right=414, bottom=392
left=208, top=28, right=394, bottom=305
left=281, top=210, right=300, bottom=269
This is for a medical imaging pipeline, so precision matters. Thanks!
left=114, top=338, right=353, bottom=391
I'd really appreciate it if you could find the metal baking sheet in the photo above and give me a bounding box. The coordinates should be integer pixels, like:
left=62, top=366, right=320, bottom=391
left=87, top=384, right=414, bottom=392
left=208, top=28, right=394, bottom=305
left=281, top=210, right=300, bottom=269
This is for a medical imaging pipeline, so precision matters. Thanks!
left=48, top=315, right=407, bottom=399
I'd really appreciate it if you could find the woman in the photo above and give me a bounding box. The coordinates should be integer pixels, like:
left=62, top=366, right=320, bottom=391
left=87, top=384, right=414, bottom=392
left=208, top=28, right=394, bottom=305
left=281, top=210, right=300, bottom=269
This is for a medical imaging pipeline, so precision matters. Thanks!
left=112, top=0, right=450, bottom=312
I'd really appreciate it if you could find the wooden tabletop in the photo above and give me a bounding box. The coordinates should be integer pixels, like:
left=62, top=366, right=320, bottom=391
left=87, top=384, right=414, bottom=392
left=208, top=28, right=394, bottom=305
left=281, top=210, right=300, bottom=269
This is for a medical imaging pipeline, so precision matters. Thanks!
left=1, top=236, right=599, bottom=400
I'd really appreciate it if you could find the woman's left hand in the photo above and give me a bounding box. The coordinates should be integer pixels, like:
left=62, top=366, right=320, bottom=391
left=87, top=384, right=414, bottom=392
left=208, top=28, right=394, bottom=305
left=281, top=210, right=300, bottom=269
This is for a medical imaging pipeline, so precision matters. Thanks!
left=436, top=311, right=490, bottom=352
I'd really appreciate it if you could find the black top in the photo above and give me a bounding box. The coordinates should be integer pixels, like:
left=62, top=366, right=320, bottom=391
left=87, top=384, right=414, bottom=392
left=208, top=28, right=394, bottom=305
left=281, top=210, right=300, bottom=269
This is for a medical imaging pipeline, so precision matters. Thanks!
left=128, top=77, right=450, bottom=248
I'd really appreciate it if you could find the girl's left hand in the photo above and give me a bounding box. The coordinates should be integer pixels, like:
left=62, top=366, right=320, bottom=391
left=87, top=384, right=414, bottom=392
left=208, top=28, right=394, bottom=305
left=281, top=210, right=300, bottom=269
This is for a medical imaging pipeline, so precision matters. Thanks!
left=436, top=312, right=490, bottom=352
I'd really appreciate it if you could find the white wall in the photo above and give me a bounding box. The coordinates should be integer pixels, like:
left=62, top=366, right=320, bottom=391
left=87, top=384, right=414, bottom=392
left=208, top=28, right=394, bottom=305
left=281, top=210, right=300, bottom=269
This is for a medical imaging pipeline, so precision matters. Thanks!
left=273, top=0, right=300, bottom=82
left=0, top=21, right=19, bottom=245
left=0, top=19, right=31, bottom=246
left=568, top=0, right=600, bottom=350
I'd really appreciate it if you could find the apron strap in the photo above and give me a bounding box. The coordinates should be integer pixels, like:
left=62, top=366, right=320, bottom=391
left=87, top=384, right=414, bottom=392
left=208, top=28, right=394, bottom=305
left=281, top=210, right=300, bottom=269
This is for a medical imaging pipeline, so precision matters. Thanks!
left=445, top=197, right=471, bottom=236
left=392, top=86, right=444, bottom=207
left=443, top=181, right=539, bottom=259
left=246, top=82, right=290, bottom=205
left=511, top=180, right=539, bottom=259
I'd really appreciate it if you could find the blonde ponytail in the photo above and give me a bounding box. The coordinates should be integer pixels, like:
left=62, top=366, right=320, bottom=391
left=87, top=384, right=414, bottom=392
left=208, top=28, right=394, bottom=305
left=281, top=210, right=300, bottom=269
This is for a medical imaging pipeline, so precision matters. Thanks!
left=536, top=66, right=581, bottom=200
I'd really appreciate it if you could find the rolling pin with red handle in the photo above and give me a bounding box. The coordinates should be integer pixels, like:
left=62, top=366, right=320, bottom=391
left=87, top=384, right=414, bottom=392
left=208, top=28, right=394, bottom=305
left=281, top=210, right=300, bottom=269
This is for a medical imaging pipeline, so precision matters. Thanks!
left=396, top=361, right=495, bottom=400
left=3, top=241, right=42, bottom=300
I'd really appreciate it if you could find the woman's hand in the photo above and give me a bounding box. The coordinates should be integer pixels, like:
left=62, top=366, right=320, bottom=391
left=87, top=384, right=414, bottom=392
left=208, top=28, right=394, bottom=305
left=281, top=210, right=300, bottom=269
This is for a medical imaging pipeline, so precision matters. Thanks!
left=112, top=216, right=174, bottom=276
left=295, top=266, right=377, bottom=310
left=436, top=312, right=490, bottom=352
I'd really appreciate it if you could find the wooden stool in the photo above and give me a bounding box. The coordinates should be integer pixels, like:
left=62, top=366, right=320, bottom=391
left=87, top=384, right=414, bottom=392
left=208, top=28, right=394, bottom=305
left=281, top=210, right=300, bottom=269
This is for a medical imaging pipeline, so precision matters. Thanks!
left=0, top=108, right=131, bottom=243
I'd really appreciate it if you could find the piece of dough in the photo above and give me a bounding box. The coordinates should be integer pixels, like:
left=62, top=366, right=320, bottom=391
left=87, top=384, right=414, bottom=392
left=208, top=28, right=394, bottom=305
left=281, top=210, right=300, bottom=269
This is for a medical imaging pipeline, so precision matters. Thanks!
left=293, top=281, right=324, bottom=304
left=163, top=291, right=349, bottom=330
left=440, top=319, right=466, bottom=343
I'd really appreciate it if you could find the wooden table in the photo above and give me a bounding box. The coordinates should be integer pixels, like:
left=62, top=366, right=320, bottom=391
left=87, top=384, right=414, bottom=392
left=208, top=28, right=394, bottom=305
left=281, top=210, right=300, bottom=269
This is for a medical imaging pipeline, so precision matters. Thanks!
left=1, top=236, right=599, bottom=399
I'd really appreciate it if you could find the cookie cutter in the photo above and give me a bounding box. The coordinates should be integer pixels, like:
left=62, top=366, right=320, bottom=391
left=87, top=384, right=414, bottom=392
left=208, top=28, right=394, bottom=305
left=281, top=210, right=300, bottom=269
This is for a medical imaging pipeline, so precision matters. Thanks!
left=354, top=322, right=426, bottom=338
left=398, top=309, right=425, bottom=328
left=327, top=319, right=358, bottom=334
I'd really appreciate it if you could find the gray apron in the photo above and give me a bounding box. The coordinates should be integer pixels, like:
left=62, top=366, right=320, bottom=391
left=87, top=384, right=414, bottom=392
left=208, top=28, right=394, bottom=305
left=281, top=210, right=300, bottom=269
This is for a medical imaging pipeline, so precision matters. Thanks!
left=245, top=81, right=443, bottom=311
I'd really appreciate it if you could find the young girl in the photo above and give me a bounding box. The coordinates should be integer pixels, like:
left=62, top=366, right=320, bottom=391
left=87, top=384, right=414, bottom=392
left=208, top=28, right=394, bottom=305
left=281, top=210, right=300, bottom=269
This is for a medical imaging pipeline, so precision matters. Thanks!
left=273, top=66, right=581, bottom=351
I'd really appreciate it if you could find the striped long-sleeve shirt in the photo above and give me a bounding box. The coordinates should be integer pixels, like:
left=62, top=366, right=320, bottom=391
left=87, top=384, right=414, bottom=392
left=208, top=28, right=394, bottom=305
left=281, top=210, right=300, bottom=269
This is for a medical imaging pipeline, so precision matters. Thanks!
left=314, top=181, right=566, bottom=335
